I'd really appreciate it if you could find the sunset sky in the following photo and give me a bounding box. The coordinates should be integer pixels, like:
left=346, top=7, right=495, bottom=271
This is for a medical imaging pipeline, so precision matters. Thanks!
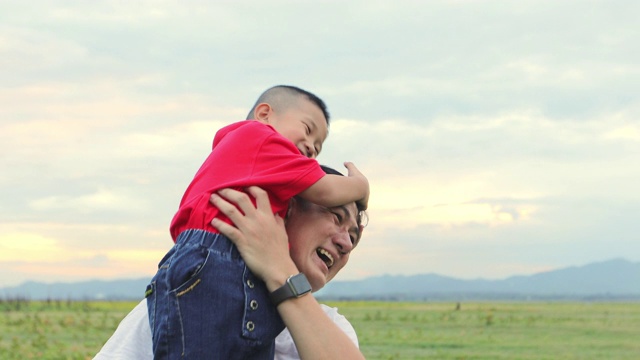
left=1, top=0, right=639, bottom=288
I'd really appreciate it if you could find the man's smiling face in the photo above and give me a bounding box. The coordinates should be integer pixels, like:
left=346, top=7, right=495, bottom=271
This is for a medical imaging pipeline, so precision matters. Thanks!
left=286, top=198, right=362, bottom=291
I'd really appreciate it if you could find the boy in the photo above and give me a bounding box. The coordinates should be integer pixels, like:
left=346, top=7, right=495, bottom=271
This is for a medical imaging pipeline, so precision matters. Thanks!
left=147, top=85, right=369, bottom=359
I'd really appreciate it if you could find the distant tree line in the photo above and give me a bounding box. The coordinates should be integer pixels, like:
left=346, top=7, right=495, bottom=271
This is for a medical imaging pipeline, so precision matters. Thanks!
left=317, top=292, right=640, bottom=302
left=0, top=296, right=100, bottom=311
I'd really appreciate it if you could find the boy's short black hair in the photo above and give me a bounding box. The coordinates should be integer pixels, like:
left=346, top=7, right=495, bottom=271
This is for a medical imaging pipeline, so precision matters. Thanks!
left=247, top=85, right=330, bottom=125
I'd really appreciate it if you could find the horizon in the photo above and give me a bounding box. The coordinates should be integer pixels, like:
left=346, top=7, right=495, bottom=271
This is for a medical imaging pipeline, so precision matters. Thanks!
left=2, top=257, right=635, bottom=289
left=2, top=1, right=639, bottom=287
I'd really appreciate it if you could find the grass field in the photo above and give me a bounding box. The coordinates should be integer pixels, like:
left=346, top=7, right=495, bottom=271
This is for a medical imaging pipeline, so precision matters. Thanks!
left=335, top=301, right=640, bottom=359
left=1, top=299, right=638, bottom=359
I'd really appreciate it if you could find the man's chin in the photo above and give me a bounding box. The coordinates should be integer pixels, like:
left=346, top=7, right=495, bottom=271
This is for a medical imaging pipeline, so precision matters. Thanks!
left=307, top=272, right=327, bottom=292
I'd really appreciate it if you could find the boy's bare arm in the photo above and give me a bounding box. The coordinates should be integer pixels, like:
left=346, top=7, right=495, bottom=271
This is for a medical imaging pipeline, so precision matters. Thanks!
left=299, top=162, right=369, bottom=210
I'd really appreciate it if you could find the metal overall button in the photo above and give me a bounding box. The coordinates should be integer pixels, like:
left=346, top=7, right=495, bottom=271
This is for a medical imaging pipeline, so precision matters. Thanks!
left=246, top=321, right=255, bottom=332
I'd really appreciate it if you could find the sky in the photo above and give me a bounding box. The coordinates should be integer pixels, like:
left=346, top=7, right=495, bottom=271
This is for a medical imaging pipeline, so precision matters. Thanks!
left=1, top=0, right=639, bottom=288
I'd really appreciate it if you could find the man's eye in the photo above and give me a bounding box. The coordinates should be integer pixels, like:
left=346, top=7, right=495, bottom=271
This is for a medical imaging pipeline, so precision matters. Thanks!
left=332, top=212, right=342, bottom=222
left=305, top=124, right=311, bottom=134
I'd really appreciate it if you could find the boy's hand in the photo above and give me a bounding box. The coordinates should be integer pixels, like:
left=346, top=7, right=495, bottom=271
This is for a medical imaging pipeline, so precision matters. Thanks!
left=344, top=161, right=369, bottom=210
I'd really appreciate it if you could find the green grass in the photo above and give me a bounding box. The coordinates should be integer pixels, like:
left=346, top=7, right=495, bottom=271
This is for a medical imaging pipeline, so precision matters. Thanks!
left=1, top=299, right=638, bottom=359
left=0, top=299, right=133, bottom=359
left=326, top=301, right=640, bottom=360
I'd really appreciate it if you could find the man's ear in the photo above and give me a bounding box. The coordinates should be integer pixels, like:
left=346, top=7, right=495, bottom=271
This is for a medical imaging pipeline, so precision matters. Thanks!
left=254, top=103, right=272, bottom=123
left=285, top=198, right=297, bottom=223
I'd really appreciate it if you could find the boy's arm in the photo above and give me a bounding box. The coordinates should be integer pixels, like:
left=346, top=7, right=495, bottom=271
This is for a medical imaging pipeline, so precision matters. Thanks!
left=299, top=162, right=369, bottom=210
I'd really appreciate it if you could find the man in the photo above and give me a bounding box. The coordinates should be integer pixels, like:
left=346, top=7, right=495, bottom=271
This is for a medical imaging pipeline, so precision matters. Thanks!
left=95, top=167, right=367, bottom=359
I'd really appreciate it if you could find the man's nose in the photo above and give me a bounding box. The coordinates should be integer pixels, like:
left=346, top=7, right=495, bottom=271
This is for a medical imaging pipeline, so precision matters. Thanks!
left=333, top=229, right=353, bottom=254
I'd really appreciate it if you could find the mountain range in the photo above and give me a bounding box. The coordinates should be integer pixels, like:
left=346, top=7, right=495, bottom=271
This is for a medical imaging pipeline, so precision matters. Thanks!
left=2, top=258, right=639, bottom=301
left=317, top=258, right=640, bottom=300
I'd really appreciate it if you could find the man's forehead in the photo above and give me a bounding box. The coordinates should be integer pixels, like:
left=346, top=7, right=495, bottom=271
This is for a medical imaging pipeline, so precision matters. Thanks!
left=331, top=202, right=357, bottom=218
left=305, top=200, right=358, bottom=223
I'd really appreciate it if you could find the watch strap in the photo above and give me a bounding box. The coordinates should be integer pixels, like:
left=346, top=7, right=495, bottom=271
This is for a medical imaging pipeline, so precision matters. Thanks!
left=269, top=273, right=312, bottom=306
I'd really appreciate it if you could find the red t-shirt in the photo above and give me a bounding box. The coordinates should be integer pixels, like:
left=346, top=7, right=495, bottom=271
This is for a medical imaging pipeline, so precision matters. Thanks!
left=169, top=120, right=326, bottom=241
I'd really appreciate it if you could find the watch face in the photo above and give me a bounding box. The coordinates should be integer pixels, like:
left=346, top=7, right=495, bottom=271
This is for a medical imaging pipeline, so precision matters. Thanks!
left=290, top=274, right=312, bottom=296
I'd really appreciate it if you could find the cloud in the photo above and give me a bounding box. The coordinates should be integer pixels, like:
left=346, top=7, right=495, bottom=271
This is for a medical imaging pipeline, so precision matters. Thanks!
left=1, top=0, right=639, bottom=287
left=30, top=188, right=138, bottom=212
left=0, top=232, right=62, bottom=262
left=604, top=125, right=640, bottom=141
left=0, top=25, right=88, bottom=75
left=0, top=253, right=157, bottom=286
left=0, top=226, right=169, bottom=286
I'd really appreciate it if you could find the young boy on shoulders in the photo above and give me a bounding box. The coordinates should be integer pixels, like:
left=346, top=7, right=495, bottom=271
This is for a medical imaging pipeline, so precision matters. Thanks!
left=147, top=85, right=368, bottom=359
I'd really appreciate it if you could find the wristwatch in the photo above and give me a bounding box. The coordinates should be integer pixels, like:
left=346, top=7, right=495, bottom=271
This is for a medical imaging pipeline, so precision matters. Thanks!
left=269, top=273, right=312, bottom=306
